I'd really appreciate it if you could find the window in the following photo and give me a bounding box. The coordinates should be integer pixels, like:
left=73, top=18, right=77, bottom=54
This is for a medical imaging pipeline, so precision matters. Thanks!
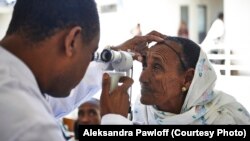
left=197, top=5, right=207, bottom=43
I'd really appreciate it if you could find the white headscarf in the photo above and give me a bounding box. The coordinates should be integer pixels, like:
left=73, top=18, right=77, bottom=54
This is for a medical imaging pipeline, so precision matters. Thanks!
left=133, top=49, right=250, bottom=124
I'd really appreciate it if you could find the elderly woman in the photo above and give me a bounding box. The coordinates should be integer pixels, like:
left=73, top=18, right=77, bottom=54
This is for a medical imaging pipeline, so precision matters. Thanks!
left=101, top=36, right=250, bottom=124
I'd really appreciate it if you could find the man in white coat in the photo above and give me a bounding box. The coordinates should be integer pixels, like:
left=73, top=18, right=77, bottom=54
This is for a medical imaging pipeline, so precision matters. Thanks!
left=0, top=0, right=163, bottom=140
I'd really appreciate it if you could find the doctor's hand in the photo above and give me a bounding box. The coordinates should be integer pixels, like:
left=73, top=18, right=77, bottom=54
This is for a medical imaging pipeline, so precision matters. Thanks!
left=100, top=73, right=134, bottom=118
left=111, top=30, right=167, bottom=61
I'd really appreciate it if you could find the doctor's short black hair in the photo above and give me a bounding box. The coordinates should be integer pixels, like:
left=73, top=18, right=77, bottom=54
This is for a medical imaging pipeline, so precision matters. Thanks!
left=6, top=0, right=99, bottom=43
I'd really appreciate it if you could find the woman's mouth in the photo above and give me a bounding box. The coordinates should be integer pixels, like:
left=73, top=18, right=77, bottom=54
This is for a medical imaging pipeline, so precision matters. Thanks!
left=140, top=85, right=152, bottom=94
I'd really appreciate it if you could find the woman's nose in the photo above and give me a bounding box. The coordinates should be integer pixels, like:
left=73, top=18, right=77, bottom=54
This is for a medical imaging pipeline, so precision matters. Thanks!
left=139, top=69, right=149, bottom=83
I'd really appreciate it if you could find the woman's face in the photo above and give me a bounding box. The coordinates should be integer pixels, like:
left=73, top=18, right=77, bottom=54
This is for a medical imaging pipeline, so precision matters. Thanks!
left=139, top=41, right=186, bottom=111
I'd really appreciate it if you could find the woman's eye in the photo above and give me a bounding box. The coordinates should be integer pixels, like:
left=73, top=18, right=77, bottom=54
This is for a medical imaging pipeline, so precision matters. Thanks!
left=153, top=64, right=161, bottom=70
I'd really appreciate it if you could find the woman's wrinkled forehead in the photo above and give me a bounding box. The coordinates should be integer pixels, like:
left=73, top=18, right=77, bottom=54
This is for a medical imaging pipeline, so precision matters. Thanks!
left=148, top=40, right=183, bottom=60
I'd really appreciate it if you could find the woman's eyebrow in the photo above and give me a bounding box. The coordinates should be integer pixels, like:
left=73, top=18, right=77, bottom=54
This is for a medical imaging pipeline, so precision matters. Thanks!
left=152, top=56, right=164, bottom=64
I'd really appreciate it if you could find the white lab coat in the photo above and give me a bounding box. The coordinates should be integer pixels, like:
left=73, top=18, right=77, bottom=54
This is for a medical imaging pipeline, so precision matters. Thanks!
left=0, top=46, right=65, bottom=141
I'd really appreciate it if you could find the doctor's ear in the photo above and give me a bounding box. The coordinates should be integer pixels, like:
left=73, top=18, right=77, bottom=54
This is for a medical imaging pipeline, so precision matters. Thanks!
left=64, top=26, right=82, bottom=57
left=183, top=68, right=195, bottom=89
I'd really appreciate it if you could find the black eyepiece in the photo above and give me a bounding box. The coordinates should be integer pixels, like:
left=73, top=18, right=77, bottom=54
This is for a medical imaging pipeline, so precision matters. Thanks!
left=101, top=49, right=112, bottom=62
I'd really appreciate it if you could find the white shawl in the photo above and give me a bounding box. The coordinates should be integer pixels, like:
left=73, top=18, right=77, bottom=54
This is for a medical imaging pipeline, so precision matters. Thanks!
left=133, top=49, right=250, bottom=124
